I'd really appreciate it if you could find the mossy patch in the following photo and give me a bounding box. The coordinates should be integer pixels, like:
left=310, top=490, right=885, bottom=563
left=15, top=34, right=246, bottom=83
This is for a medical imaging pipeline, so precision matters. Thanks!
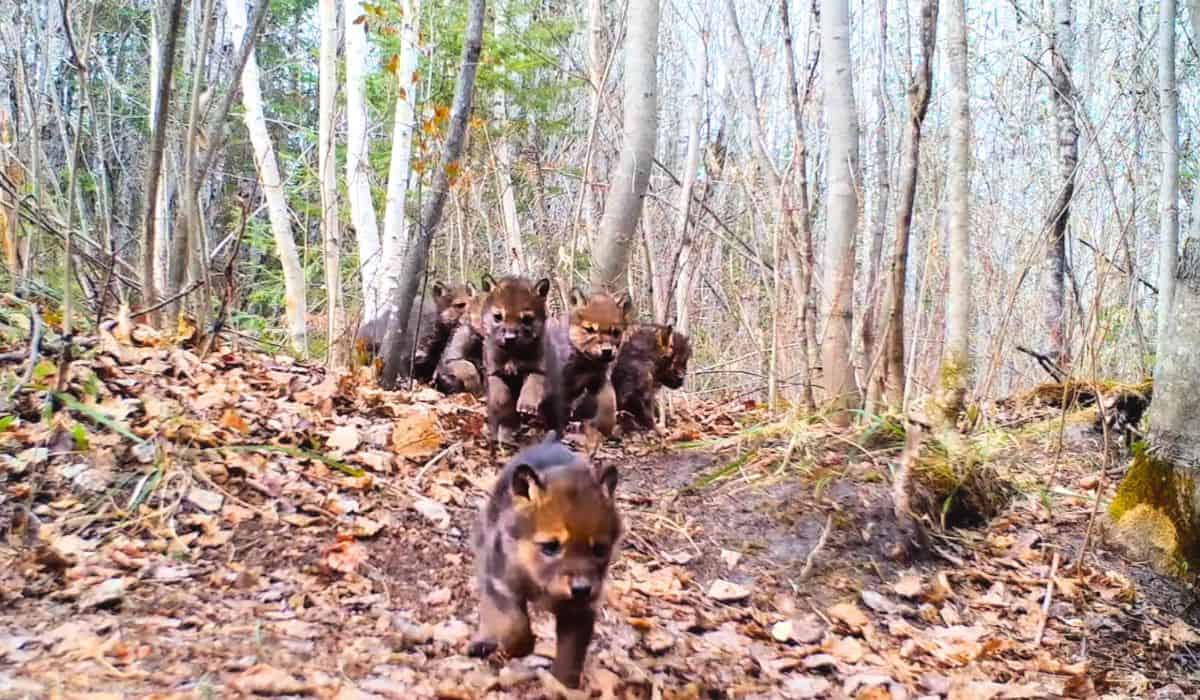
left=1109, top=446, right=1200, bottom=575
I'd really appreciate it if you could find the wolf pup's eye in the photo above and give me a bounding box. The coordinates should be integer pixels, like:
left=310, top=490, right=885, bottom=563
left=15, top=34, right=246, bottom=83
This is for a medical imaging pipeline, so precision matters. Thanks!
left=539, top=540, right=562, bottom=556
left=591, top=542, right=610, bottom=558
left=492, top=312, right=503, bottom=323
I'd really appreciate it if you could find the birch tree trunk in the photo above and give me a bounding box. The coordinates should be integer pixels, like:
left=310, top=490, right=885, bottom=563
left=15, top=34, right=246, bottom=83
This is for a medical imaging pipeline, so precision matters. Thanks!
left=140, top=0, right=183, bottom=324
left=591, top=0, right=660, bottom=293
left=671, top=32, right=706, bottom=334
left=863, top=0, right=889, bottom=411
left=933, top=0, right=970, bottom=426
left=345, top=0, right=383, bottom=321
left=227, top=0, right=308, bottom=354
left=492, top=0, right=526, bottom=274
left=379, top=0, right=485, bottom=390
left=882, top=0, right=938, bottom=410
left=319, top=0, right=343, bottom=365
left=380, top=0, right=420, bottom=325
left=1156, top=0, right=1179, bottom=352
left=147, top=12, right=174, bottom=298
left=820, top=0, right=863, bottom=424
left=1043, top=0, right=1078, bottom=366
left=1190, top=2, right=1200, bottom=251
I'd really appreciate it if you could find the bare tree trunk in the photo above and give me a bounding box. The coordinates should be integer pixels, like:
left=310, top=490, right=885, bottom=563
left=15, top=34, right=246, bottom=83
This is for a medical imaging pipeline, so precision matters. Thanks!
left=933, top=0, right=970, bottom=427
left=1190, top=2, right=1200, bottom=249
left=882, top=0, right=938, bottom=410
left=319, top=0, right=343, bottom=365
left=345, top=0, right=383, bottom=320
left=820, top=0, right=862, bottom=424
left=492, top=0, right=526, bottom=274
left=863, top=0, right=889, bottom=412
left=671, top=32, right=706, bottom=334
left=380, top=0, right=421, bottom=331
left=228, top=0, right=308, bottom=354
left=581, top=0, right=607, bottom=252
left=379, top=0, right=485, bottom=390
left=140, top=0, right=184, bottom=324
left=1156, top=0, right=1179, bottom=352
left=1044, top=0, right=1078, bottom=366
left=590, top=0, right=660, bottom=293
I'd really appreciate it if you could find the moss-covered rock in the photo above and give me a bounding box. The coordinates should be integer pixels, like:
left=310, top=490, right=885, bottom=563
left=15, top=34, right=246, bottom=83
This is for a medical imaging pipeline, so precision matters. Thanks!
left=1109, top=445, right=1200, bottom=576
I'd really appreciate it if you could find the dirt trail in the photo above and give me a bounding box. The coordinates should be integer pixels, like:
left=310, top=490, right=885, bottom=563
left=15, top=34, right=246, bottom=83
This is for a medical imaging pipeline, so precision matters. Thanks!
left=0, top=345, right=1197, bottom=698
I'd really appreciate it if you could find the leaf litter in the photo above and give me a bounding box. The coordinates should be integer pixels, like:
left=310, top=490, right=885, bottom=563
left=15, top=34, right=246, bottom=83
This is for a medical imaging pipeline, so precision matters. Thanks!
left=0, top=330, right=1195, bottom=697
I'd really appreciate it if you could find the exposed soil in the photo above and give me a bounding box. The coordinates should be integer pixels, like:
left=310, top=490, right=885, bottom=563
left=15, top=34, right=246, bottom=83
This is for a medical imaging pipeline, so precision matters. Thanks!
left=0, top=342, right=1197, bottom=698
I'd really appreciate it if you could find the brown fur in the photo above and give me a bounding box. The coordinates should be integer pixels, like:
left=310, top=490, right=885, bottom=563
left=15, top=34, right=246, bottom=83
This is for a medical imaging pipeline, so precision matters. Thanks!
left=355, top=281, right=476, bottom=381
left=481, top=274, right=551, bottom=444
left=435, top=288, right=488, bottom=395
left=468, top=437, right=620, bottom=688
left=612, top=324, right=692, bottom=430
left=542, top=290, right=633, bottom=446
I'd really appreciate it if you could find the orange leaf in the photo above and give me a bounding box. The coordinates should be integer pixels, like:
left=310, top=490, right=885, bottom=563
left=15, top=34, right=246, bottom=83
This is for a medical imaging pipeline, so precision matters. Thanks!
left=398, top=86, right=407, bottom=101
left=385, top=53, right=400, bottom=75
left=219, top=409, right=249, bottom=435
left=444, top=161, right=461, bottom=181
left=352, top=14, right=366, bottom=24
left=411, top=70, right=421, bottom=84
left=433, top=104, right=450, bottom=123
left=321, top=536, right=368, bottom=575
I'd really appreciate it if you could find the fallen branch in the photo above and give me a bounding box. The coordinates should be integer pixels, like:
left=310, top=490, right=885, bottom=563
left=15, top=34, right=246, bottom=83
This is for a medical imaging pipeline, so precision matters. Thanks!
left=1, top=298, right=43, bottom=410
left=129, top=279, right=205, bottom=321
left=799, top=512, right=834, bottom=580
left=1016, top=345, right=1068, bottom=383
left=1034, top=550, right=1060, bottom=646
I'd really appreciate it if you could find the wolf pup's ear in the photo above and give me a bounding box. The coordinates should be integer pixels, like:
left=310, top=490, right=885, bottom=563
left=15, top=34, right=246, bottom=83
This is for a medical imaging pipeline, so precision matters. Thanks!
left=613, top=292, right=633, bottom=318
left=465, top=281, right=477, bottom=296
left=480, top=273, right=496, bottom=293
left=657, top=325, right=673, bottom=352
left=432, top=281, right=448, bottom=298
left=568, top=287, right=587, bottom=308
left=534, top=278, right=552, bottom=298
left=511, top=463, right=545, bottom=503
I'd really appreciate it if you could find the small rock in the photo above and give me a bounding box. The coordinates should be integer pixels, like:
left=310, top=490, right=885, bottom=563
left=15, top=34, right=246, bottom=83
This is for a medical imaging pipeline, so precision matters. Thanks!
left=642, top=628, right=675, bottom=655
left=186, top=487, right=224, bottom=513
left=720, top=548, right=742, bottom=569
left=707, top=579, right=751, bottom=602
left=131, top=442, right=157, bottom=464
left=412, top=498, right=451, bottom=530
left=784, top=675, right=833, bottom=699
left=861, top=590, right=899, bottom=614
left=78, top=577, right=125, bottom=611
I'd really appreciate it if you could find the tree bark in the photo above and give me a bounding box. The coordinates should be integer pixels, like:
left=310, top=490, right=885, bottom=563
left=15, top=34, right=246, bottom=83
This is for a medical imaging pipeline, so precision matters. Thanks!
left=345, top=0, right=383, bottom=321
left=380, top=0, right=421, bottom=330
left=1044, top=0, right=1078, bottom=366
left=671, top=31, right=706, bottom=334
left=319, top=0, right=343, bottom=365
left=1156, top=0, right=1179, bottom=353
left=227, top=0, right=308, bottom=354
left=933, top=0, right=970, bottom=427
left=882, top=0, right=938, bottom=410
left=820, top=0, right=863, bottom=424
left=863, top=0, right=889, bottom=412
left=379, top=0, right=485, bottom=390
left=590, top=0, right=660, bottom=293
left=140, top=0, right=184, bottom=324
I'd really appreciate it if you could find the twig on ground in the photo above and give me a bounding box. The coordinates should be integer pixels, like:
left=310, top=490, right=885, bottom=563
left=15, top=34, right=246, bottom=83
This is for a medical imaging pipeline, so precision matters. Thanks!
left=1034, top=550, right=1061, bottom=646
left=412, top=441, right=462, bottom=490
left=2, top=297, right=43, bottom=410
left=799, top=512, right=833, bottom=580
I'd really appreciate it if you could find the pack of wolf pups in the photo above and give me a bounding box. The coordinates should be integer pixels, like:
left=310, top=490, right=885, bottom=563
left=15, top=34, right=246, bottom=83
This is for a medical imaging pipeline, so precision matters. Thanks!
left=356, top=274, right=692, bottom=688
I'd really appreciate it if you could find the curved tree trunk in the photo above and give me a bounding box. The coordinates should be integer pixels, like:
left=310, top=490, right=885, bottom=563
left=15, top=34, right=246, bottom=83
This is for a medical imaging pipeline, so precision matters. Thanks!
left=379, top=0, right=485, bottom=390
left=820, top=0, right=863, bottom=424
left=140, top=0, right=184, bottom=325
left=380, top=0, right=421, bottom=324
left=882, top=0, right=938, bottom=410
left=590, top=0, right=660, bottom=293
left=1043, top=0, right=1078, bottom=366
left=345, top=0, right=383, bottom=321
left=319, top=0, right=343, bottom=365
left=228, top=0, right=308, bottom=354
left=933, top=0, right=970, bottom=427
left=1156, top=0, right=1179, bottom=352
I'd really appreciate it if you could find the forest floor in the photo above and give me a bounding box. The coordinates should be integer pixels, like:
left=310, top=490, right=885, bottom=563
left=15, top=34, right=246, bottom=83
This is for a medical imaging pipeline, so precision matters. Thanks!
left=0, top=320, right=1198, bottom=698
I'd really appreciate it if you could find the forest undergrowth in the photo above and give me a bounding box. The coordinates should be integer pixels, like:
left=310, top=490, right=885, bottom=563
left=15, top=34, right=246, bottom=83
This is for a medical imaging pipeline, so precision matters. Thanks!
left=0, top=318, right=1196, bottom=699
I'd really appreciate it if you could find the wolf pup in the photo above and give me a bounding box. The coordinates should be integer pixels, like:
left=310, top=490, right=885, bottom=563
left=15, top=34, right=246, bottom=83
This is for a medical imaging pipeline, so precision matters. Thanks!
left=468, top=434, right=621, bottom=688
left=482, top=275, right=552, bottom=444
left=435, top=281, right=489, bottom=396
left=612, top=324, right=692, bottom=430
left=539, top=289, right=632, bottom=447
left=355, top=281, right=475, bottom=380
